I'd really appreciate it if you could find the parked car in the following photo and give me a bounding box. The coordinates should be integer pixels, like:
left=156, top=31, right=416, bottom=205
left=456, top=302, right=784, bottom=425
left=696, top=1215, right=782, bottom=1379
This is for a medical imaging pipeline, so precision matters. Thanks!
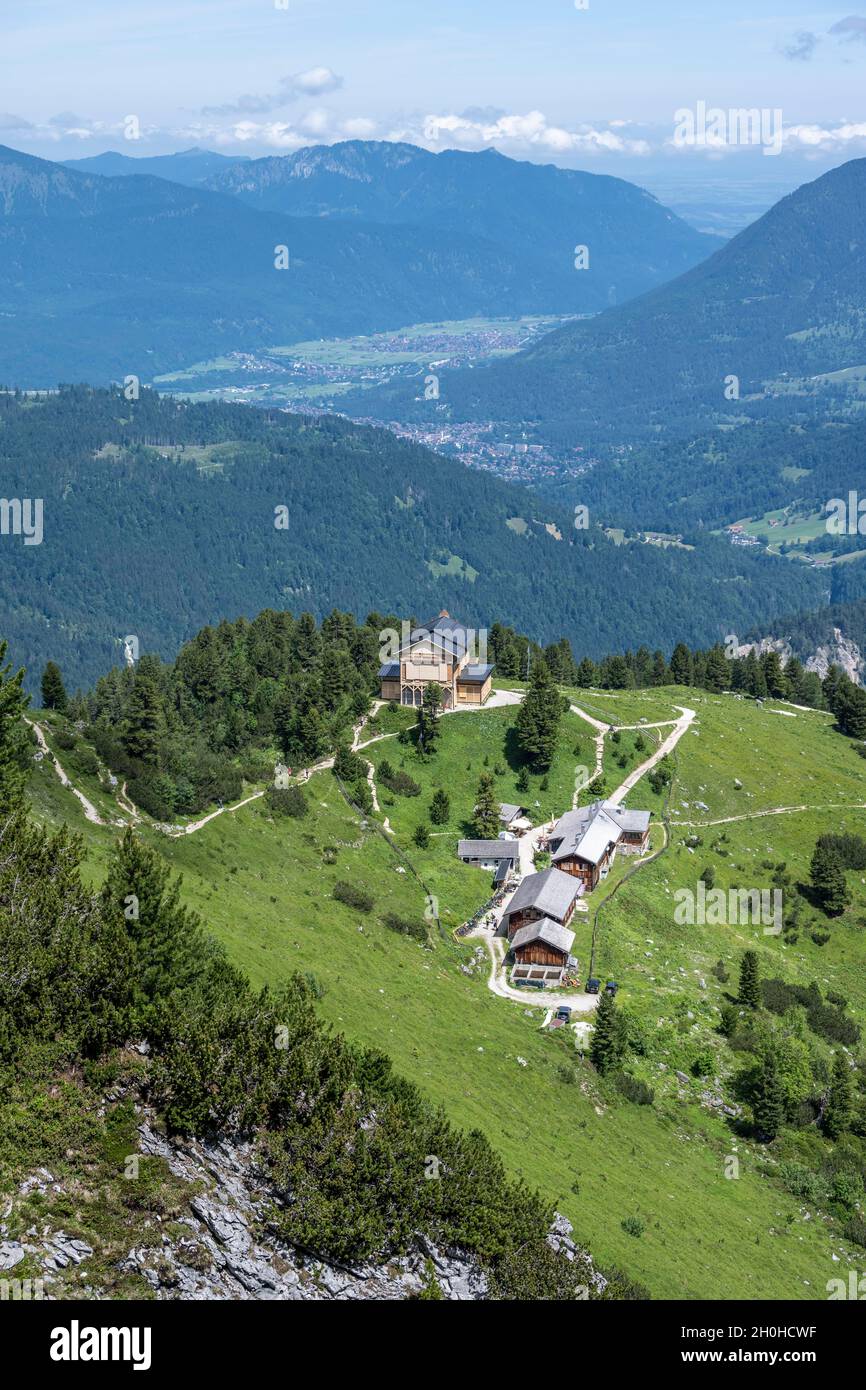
left=605, top=980, right=619, bottom=996
left=586, top=978, right=601, bottom=994
left=555, top=1006, right=572, bottom=1023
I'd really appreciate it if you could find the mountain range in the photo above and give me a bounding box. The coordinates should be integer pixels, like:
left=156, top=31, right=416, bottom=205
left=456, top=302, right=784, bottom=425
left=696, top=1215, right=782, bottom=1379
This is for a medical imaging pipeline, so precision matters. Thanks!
left=381, top=157, right=866, bottom=445
left=0, top=141, right=716, bottom=387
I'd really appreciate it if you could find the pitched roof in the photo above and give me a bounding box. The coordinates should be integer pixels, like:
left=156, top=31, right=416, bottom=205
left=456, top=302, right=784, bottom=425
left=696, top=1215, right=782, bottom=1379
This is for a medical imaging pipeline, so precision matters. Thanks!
left=406, top=613, right=471, bottom=660
left=458, top=664, right=494, bottom=683
left=504, top=867, right=582, bottom=922
left=458, top=839, right=520, bottom=860
left=499, top=803, right=523, bottom=823
left=510, top=917, right=575, bottom=957
left=550, top=800, right=651, bottom=865
left=378, top=662, right=400, bottom=680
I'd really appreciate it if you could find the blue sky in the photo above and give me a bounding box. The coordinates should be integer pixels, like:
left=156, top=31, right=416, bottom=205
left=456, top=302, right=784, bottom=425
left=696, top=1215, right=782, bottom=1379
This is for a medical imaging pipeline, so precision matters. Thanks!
left=4, top=0, right=866, bottom=201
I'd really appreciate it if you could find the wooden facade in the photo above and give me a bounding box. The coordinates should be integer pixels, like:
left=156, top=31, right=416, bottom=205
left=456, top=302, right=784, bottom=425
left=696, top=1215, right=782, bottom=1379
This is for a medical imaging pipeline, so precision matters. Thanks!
left=506, top=900, right=576, bottom=940
left=513, top=940, right=569, bottom=968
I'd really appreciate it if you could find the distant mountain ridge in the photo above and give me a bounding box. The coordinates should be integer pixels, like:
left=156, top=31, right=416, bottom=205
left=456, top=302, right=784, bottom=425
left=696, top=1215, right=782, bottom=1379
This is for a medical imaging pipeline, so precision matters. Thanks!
left=392, top=157, right=866, bottom=443
left=0, top=141, right=719, bottom=387
left=63, top=147, right=249, bottom=187
left=204, top=139, right=719, bottom=311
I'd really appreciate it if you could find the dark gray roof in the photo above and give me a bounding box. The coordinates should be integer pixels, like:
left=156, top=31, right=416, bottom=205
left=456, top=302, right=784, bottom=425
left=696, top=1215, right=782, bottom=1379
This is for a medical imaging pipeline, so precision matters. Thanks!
left=408, top=613, right=471, bottom=659
left=378, top=662, right=400, bottom=680
left=504, top=867, right=582, bottom=922
left=499, top=803, right=524, bottom=823
left=458, top=839, right=520, bottom=860
left=458, top=664, right=495, bottom=683
left=550, top=800, right=651, bottom=865
left=511, top=917, right=575, bottom=957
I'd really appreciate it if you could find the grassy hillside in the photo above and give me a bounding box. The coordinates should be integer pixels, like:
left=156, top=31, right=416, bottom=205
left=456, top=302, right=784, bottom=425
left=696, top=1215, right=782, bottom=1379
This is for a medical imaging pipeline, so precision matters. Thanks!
left=25, top=683, right=866, bottom=1300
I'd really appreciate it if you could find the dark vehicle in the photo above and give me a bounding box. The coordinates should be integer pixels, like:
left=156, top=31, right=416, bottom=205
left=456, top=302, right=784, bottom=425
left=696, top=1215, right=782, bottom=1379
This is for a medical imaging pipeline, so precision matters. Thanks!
left=586, top=978, right=601, bottom=994
left=555, top=1006, right=572, bottom=1022
left=605, top=980, right=619, bottom=996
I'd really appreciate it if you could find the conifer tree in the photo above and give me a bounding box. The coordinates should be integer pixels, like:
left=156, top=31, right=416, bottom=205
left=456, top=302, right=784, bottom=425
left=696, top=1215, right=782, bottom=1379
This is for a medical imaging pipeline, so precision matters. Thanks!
left=810, top=840, right=851, bottom=916
left=416, top=683, right=442, bottom=755
left=590, top=990, right=624, bottom=1075
left=824, top=1051, right=854, bottom=1140
left=738, top=949, right=761, bottom=1009
left=515, top=657, right=561, bottom=770
left=430, top=788, right=450, bottom=825
left=753, top=1047, right=784, bottom=1140
left=40, top=660, right=68, bottom=712
left=669, top=643, right=694, bottom=686
left=473, top=772, right=501, bottom=839
left=0, top=641, right=29, bottom=814
left=101, top=828, right=207, bottom=1015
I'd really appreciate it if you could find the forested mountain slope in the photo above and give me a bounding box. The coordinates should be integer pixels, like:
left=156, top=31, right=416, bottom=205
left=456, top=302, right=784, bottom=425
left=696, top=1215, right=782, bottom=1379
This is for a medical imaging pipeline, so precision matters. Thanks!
left=0, top=386, right=830, bottom=689
left=204, top=140, right=718, bottom=312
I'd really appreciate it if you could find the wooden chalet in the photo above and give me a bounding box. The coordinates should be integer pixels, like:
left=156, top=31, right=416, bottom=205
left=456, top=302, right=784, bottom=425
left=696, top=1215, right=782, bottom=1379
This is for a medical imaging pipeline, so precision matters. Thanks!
left=379, top=611, right=494, bottom=709
left=548, top=801, right=651, bottom=892
left=501, top=867, right=583, bottom=940
left=510, top=918, right=576, bottom=988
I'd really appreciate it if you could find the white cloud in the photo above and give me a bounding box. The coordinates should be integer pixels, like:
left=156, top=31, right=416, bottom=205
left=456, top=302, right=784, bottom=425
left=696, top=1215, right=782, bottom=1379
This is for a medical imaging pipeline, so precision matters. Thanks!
left=201, top=68, right=342, bottom=118
left=421, top=109, right=650, bottom=157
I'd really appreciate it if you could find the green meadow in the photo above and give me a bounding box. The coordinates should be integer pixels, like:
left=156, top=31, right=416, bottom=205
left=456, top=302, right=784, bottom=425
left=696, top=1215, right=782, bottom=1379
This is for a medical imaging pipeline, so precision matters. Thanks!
left=25, top=684, right=866, bottom=1300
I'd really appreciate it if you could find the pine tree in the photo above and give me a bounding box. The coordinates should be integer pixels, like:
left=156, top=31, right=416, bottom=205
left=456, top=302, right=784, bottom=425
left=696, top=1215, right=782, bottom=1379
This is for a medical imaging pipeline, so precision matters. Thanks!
left=753, top=1048, right=784, bottom=1140
left=515, top=658, right=561, bottom=770
left=0, top=641, right=29, bottom=814
left=413, top=822, right=430, bottom=849
left=810, top=840, right=851, bottom=916
left=40, top=661, right=68, bottom=712
left=738, top=950, right=761, bottom=1009
left=473, top=772, right=501, bottom=839
left=669, top=643, right=694, bottom=686
left=430, top=788, right=450, bottom=825
left=824, top=1051, right=854, bottom=1139
left=590, top=991, right=624, bottom=1075
left=516, top=765, right=530, bottom=794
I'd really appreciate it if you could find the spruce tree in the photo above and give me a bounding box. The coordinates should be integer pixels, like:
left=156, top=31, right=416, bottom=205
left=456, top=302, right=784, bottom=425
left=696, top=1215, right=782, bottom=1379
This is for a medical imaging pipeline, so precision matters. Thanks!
left=703, top=646, right=729, bottom=693
left=590, top=991, right=624, bottom=1075
left=101, top=828, right=206, bottom=1015
left=515, top=658, right=561, bottom=770
left=40, top=661, right=68, bottom=712
left=753, top=1048, right=784, bottom=1140
left=824, top=1051, right=854, bottom=1139
left=669, top=643, right=694, bottom=686
left=430, top=788, right=450, bottom=825
left=416, top=682, right=442, bottom=755
left=473, top=772, right=501, bottom=839
left=810, top=840, right=851, bottom=916
left=122, top=664, right=162, bottom=766
left=738, top=949, right=761, bottom=1009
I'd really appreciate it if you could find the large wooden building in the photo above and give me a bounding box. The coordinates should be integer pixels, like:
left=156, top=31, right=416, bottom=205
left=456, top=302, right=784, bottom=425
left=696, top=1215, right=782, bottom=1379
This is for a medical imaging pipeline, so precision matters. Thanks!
left=501, top=866, right=583, bottom=940
left=510, top=917, right=576, bottom=988
left=548, top=801, right=651, bottom=892
left=379, top=611, right=494, bottom=709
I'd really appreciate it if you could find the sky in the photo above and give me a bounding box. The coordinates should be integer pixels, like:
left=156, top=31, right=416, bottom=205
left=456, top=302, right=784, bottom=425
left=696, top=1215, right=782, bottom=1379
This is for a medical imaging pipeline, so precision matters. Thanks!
left=3, top=1, right=866, bottom=222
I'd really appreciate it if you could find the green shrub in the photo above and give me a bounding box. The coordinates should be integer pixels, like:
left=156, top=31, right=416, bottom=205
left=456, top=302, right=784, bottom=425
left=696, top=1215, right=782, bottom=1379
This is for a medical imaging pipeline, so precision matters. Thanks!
left=265, top=785, right=309, bottom=818
left=333, top=880, right=375, bottom=913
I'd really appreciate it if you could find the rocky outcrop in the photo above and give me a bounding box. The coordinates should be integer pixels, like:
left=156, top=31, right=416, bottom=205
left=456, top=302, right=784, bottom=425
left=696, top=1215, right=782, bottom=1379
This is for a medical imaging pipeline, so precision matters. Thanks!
left=736, top=628, right=864, bottom=685
left=4, top=1107, right=600, bottom=1301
